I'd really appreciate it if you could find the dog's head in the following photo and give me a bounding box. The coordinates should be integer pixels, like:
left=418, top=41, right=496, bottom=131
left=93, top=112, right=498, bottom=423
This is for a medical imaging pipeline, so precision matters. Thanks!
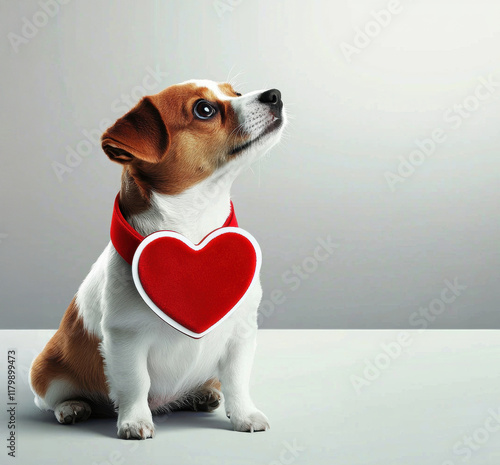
left=101, top=80, right=286, bottom=195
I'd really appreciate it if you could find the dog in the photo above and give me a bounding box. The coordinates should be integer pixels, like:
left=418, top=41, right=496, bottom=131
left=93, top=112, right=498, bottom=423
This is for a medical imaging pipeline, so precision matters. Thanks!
left=29, top=79, right=286, bottom=439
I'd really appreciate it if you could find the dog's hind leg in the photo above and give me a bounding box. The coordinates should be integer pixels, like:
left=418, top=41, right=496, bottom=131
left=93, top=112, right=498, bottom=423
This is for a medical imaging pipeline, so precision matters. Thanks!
left=29, top=297, right=109, bottom=424
left=178, top=378, right=223, bottom=412
left=54, top=399, right=92, bottom=424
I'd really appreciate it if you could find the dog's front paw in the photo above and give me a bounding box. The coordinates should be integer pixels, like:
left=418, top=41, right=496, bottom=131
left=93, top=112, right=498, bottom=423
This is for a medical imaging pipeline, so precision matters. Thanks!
left=230, top=410, right=270, bottom=433
left=117, top=420, right=155, bottom=439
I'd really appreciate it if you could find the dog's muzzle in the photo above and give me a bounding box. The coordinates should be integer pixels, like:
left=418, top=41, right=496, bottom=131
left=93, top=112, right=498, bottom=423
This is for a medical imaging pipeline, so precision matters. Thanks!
left=259, top=89, right=283, bottom=118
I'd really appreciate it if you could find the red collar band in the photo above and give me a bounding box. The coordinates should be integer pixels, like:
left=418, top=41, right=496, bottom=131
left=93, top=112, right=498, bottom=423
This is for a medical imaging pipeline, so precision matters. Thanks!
left=110, top=194, right=238, bottom=265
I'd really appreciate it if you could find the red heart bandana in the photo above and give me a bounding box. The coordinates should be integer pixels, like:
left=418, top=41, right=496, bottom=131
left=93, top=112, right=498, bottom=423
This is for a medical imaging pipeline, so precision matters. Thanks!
left=110, top=194, right=261, bottom=338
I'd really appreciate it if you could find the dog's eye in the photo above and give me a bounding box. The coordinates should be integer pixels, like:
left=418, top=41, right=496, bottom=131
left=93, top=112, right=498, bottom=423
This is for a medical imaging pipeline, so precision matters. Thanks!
left=193, top=100, right=217, bottom=120
left=235, top=92, right=242, bottom=97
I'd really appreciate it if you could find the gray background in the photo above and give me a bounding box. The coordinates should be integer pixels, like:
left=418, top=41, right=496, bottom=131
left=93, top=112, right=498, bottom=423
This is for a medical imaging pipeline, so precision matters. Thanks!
left=1, top=0, right=499, bottom=329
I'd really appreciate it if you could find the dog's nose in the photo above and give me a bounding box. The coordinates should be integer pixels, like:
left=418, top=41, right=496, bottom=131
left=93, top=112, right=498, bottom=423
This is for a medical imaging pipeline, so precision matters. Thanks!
left=259, top=89, right=282, bottom=118
left=259, top=89, right=282, bottom=106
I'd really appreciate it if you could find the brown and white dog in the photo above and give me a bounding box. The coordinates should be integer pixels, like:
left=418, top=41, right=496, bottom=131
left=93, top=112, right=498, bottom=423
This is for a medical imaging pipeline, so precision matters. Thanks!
left=29, top=79, right=285, bottom=439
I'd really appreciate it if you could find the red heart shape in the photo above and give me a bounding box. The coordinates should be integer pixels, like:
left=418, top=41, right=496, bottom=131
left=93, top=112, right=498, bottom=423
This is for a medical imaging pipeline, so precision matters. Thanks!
left=132, top=227, right=261, bottom=338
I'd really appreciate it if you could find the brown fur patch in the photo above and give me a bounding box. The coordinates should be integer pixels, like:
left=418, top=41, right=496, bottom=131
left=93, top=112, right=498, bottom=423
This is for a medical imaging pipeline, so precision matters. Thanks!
left=102, top=97, right=169, bottom=165
left=30, top=298, right=108, bottom=398
left=203, top=378, right=222, bottom=391
left=119, top=168, right=151, bottom=218
left=218, top=82, right=240, bottom=97
left=102, top=82, right=247, bottom=207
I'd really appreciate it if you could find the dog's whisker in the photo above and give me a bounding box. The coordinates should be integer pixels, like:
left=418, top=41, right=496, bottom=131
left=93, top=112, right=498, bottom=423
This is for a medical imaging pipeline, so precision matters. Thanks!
left=226, top=64, right=236, bottom=84
left=229, top=70, right=245, bottom=88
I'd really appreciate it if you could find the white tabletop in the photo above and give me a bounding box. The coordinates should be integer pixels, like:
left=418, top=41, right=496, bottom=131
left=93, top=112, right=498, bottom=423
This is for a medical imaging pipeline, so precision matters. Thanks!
left=1, top=329, right=500, bottom=465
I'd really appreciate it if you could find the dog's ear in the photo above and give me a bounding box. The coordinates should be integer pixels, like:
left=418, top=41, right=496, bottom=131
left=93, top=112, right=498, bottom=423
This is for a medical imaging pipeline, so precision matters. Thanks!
left=101, top=97, right=169, bottom=164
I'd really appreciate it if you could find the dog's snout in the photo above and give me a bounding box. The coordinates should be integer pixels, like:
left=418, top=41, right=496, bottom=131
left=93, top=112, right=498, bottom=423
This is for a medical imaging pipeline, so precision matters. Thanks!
left=259, top=89, right=281, bottom=105
left=259, top=89, right=282, bottom=116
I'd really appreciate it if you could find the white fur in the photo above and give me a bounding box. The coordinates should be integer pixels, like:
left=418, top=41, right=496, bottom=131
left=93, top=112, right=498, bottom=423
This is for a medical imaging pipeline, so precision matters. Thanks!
left=32, top=80, right=285, bottom=438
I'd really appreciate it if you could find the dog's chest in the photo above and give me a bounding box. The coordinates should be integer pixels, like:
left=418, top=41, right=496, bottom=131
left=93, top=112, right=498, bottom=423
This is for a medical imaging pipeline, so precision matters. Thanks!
left=78, top=242, right=262, bottom=397
left=146, top=326, right=229, bottom=395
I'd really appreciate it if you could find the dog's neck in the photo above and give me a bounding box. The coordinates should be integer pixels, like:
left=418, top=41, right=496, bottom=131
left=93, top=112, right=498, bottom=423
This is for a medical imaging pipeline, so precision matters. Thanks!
left=120, top=168, right=236, bottom=244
